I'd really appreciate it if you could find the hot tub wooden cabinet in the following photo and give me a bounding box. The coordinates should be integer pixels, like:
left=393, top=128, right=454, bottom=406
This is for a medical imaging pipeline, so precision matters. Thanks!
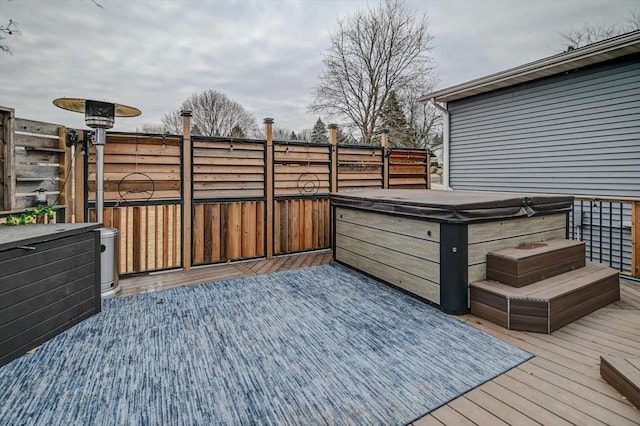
left=331, top=190, right=573, bottom=314
left=0, top=223, right=101, bottom=366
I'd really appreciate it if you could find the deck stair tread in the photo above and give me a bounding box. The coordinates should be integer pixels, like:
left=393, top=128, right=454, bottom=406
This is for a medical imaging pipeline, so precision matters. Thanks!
left=473, top=262, right=617, bottom=300
left=486, top=239, right=585, bottom=287
left=600, top=355, right=640, bottom=409
left=470, top=247, right=620, bottom=334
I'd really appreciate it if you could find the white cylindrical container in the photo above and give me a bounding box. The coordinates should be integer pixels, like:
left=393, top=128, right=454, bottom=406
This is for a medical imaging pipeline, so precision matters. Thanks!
left=99, top=227, right=121, bottom=298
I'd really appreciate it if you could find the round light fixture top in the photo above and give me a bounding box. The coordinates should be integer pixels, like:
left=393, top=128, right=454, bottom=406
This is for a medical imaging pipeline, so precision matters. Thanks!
left=53, top=97, right=141, bottom=117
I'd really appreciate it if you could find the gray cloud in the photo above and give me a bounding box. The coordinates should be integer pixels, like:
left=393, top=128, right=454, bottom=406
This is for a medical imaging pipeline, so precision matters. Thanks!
left=1, top=0, right=637, bottom=133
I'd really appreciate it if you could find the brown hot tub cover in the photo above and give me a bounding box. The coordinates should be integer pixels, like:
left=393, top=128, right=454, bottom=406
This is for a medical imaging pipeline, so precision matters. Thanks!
left=330, top=189, right=573, bottom=223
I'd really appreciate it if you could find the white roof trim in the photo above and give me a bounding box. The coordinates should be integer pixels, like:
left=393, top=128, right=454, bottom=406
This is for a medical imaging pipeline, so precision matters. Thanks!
left=421, top=30, right=640, bottom=103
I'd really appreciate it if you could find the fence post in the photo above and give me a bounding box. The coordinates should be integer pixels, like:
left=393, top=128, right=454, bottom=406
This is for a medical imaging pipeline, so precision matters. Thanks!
left=74, top=130, right=87, bottom=223
left=264, top=118, right=274, bottom=259
left=329, top=124, right=338, bottom=192
left=58, top=126, right=73, bottom=222
left=381, top=128, right=389, bottom=189
left=1, top=107, right=16, bottom=210
left=181, top=110, right=193, bottom=270
left=633, top=201, right=640, bottom=277
left=426, top=149, right=432, bottom=189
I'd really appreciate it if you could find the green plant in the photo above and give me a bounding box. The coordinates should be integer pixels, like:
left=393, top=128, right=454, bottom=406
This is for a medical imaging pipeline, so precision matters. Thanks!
left=2, top=205, right=57, bottom=226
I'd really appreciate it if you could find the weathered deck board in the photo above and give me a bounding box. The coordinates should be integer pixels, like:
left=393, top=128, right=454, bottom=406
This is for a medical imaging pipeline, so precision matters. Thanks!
left=414, top=277, right=640, bottom=425
left=119, top=250, right=332, bottom=296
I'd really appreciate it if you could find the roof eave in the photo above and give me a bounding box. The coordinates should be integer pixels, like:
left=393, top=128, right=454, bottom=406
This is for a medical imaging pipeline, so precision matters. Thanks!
left=420, top=30, right=640, bottom=104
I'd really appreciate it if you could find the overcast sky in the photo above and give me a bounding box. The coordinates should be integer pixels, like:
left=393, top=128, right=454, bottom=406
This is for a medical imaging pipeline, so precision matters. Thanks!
left=0, top=0, right=637, bottom=133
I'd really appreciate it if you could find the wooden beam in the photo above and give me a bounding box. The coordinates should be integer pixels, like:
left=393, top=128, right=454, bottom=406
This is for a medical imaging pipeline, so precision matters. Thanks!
left=632, top=201, right=640, bottom=278
left=182, top=111, right=192, bottom=270
left=1, top=107, right=16, bottom=210
left=381, top=128, right=389, bottom=189
left=328, top=124, right=338, bottom=193
left=264, top=118, right=274, bottom=259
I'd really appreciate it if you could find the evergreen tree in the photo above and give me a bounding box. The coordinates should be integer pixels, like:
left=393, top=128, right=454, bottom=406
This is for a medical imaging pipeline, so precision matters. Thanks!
left=230, top=124, right=245, bottom=138
left=289, top=131, right=297, bottom=140
left=380, top=90, right=415, bottom=147
left=310, top=118, right=329, bottom=143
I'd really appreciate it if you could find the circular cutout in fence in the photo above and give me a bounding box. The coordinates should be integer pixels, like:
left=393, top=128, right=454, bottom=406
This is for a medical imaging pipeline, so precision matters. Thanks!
left=118, top=172, right=156, bottom=202
left=297, top=173, right=320, bottom=195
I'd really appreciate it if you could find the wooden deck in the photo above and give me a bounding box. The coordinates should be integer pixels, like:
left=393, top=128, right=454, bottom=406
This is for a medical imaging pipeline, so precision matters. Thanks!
left=119, top=250, right=334, bottom=296
left=416, top=277, right=640, bottom=426
left=120, top=256, right=640, bottom=424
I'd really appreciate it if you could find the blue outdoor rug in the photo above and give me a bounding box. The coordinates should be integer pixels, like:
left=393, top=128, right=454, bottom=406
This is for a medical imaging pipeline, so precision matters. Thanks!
left=0, top=263, right=531, bottom=425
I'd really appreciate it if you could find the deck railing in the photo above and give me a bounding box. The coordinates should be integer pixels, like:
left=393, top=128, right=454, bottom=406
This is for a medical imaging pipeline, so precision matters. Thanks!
left=570, top=196, right=639, bottom=279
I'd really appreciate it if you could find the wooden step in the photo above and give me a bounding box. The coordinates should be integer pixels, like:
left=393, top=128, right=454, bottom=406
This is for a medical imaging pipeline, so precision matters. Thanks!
left=470, top=262, right=619, bottom=333
left=486, top=239, right=585, bottom=287
left=600, top=356, right=640, bottom=409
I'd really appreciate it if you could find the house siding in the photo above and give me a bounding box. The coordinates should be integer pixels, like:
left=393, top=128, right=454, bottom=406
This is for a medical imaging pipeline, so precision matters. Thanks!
left=447, top=55, right=640, bottom=274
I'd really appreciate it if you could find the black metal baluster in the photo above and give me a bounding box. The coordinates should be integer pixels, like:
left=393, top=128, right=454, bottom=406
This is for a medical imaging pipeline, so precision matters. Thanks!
left=599, top=200, right=603, bottom=263
left=609, top=202, right=613, bottom=267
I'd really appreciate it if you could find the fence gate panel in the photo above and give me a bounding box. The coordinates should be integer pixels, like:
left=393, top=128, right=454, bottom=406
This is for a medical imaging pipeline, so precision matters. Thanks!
left=191, top=137, right=266, bottom=265
left=86, top=133, right=183, bottom=276
left=336, top=145, right=384, bottom=192
left=273, top=141, right=331, bottom=255
left=389, top=148, right=430, bottom=189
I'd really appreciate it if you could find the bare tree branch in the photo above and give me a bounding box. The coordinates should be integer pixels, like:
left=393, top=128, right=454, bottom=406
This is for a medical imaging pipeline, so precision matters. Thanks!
left=310, top=0, right=434, bottom=144
left=0, top=19, right=19, bottom=55
left=558, top=10, right=640, bottom=52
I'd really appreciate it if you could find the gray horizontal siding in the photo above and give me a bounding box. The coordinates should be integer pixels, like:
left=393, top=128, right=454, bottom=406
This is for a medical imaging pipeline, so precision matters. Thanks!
left=448, top=55, right=640, bottom=198
left=448, top=55, right=639, bottom=274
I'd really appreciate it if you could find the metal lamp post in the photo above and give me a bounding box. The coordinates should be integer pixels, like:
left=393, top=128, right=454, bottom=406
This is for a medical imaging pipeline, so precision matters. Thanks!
left=53, top=98, right=141, bottom=222
left=53, top=98, right=141, bottom=298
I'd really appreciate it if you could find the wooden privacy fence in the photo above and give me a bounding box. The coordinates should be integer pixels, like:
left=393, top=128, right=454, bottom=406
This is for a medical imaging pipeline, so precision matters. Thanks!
left=1, top=107, right=70, bottom=215
left=74, top=118, right=431, bottom=277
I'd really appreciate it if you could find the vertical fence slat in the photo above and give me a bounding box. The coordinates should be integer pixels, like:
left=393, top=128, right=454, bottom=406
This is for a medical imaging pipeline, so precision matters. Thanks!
left=242, top=201, right=256, bottom=258
left=256, top=201, right=265, bottom=256
left=226, top=202, right=242, bottom=259
left=210, top=204, right=221, bottom=261
left=194, top=204, right=204, bottom=264
left=304, top=199, right=313, bottom=249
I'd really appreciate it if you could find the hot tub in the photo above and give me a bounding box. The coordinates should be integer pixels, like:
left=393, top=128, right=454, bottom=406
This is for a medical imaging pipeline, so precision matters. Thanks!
left=330, top=189, right=573, bottom=314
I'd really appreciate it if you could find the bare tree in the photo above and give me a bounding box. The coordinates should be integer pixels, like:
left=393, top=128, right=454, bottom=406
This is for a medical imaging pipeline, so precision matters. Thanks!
left=628, top=10, right=640, bottom=30
left=161, top=90, right=259, bottom=138
left=399, top=75, right=441, bottom=149
left=272, top=126, right=296, bottom=141
left=559, top=10, right=640, bottom=51
left=310, top=0, right=434, bottom=145
left=140, top=123, right=169, bottom=134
